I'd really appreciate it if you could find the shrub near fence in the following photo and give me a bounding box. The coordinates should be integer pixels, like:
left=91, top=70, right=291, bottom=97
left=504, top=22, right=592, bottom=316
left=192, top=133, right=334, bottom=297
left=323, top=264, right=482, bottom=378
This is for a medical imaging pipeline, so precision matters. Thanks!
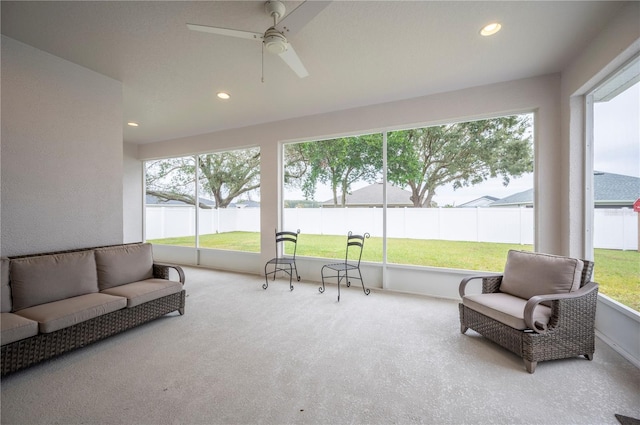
left=145, top=206, right=638, bottom=250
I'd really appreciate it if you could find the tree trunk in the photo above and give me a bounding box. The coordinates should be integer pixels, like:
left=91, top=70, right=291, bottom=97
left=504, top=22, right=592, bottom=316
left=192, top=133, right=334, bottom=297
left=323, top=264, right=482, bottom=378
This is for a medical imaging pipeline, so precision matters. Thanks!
left=409, top=185, right=423, bottom=207
left=423, top=191, right=435, bottom=208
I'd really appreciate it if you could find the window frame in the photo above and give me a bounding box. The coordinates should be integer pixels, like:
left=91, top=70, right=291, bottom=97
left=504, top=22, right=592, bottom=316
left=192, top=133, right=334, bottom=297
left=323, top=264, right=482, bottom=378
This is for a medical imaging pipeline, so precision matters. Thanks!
left=281, top=113, right=536, bottom=273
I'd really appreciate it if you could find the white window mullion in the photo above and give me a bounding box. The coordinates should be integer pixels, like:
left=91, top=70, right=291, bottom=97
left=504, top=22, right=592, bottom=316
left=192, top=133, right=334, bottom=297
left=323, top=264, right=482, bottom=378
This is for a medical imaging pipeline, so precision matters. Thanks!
left=584, top=94, right=595, bottom=260
left=382, top=131, right=388, bottom=290
left=194, top=155, right=200, bottom=255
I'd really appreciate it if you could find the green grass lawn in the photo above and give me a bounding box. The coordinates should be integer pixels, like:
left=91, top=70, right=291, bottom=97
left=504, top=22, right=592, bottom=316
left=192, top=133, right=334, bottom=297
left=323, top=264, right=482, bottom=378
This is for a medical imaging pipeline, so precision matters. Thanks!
left=148, top=231, right=639, bottom=311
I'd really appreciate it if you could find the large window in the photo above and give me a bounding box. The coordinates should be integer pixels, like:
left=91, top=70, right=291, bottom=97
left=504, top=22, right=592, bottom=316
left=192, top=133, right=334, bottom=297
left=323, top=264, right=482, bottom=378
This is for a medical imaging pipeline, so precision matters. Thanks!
left=145, top=147, right=261, bottom=252
left=283, top=134, right=384, bottom=261
left=385, top=116, right=534, bottom=270
left=282, top=115, right=534, bottom=271
left=590, top=56, right=640, bottom=312
left=145, top=156, right=197, bottom=247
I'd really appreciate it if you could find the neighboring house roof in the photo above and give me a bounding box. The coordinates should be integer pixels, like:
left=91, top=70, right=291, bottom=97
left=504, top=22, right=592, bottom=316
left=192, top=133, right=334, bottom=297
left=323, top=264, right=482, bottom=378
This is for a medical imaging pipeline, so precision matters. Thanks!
left=322, top=183, right=413, bottom=207
left=594, top=171, right=640, bottom=205
left=458, top=196, right=499, bottom=208
left=490, top=172, right=640, bottom=208
left=489, top=189, right=534, bottom=207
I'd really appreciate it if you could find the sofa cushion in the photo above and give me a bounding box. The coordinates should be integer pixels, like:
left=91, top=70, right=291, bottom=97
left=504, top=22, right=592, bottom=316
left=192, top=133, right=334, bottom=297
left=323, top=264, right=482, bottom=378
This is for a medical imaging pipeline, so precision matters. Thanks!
left=0, top=312, right=39, bottom=346
left=499, top=250, right=584, bottom=301
left=101, top=279, right=183, bottom=308
left=463, top=293, right=552, bottom=331
left=95, top=244, right=153, bottom=291
left=1, top=258, right=11, bottom=313
left=15, top=293, right=127, bottom=334
left=10, top=251, right=99, bottom=311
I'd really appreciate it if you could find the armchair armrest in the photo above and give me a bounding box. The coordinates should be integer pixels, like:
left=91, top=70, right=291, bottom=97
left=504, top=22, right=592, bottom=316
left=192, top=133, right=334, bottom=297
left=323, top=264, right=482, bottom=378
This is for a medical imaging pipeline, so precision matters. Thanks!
left=524, top=281, right=599, bottom=333
left=459, top=274, right=503, bottom=298
left=153, top=263, right=186, bottom=285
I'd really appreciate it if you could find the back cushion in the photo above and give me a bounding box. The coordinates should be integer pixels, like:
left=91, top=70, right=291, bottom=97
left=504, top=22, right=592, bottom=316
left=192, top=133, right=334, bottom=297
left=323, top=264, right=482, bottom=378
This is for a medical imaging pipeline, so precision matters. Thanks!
left=500, top=250, right=584, bottom=300
left=1, top=258, right=11, bottom=312
left=95, top=243, right=153, bottom=290
left=10, top=251, right=99, bottom=311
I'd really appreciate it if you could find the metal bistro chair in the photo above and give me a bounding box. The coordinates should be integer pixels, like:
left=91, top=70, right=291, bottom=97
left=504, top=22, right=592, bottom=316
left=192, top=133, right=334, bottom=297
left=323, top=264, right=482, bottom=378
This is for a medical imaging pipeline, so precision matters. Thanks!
left=319, top=231, right=370, bottom=302
left=263, top=229, right=301, bottom=291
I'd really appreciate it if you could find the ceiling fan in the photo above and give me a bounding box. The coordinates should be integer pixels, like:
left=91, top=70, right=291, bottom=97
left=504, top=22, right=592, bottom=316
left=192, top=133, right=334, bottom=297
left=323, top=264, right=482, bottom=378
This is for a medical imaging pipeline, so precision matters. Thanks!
left=187, top=1, right=330, bottom=79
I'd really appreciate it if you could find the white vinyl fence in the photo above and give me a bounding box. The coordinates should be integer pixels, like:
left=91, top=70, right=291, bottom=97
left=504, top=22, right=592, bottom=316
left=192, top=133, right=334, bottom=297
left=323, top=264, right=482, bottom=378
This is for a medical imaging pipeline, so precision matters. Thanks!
left=145, top=206, right=638, bottom=250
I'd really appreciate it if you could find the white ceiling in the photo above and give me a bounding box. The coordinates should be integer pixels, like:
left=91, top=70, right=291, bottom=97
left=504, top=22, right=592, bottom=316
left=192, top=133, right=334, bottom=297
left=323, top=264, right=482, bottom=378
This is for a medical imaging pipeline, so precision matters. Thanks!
left=1, top=1, right=626, bottom=144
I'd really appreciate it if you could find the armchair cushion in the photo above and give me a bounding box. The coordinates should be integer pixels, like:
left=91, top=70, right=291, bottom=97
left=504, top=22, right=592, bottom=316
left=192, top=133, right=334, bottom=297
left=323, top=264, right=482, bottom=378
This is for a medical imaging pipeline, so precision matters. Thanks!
left=463, top=293, right=552, bottom=330
left=500, top=250, right=584, bottom=300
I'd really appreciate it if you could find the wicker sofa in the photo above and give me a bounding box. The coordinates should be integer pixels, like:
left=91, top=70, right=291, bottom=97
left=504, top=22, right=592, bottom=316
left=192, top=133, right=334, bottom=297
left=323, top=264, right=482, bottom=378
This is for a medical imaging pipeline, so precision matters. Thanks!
left=0, top=243, right=185, bottom=376
left=459, top=250, right=598, bottom=373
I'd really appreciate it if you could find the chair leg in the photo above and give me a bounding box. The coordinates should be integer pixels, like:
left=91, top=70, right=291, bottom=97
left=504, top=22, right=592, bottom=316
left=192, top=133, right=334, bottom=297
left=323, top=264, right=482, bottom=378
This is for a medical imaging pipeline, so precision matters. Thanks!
left=263, top=264, right=269, bottom=290
left=357, top=269, right=370, bottom=296
left=294, top=263, right=300, bottom=281
left=584, top=353, right=594, bottom=361
left=319, top=267, right=326, bottom=294
left=338, top=270, right=348, bottom=301
left=524, top=360, right=537, bottom=374
left=288, top=265, right=294, bottom=291
left=460, top=324, right=468, bottom=334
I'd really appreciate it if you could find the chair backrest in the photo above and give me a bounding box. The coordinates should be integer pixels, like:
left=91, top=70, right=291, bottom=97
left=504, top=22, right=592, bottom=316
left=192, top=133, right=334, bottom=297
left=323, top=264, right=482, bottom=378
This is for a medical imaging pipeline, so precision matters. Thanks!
left=275, top=229, right=300, bottom=258
left=344, top=231, right=370, bottom=266
left=580, top=259, right=594, bottom=288
left=499, top=250, right=591, bottom=301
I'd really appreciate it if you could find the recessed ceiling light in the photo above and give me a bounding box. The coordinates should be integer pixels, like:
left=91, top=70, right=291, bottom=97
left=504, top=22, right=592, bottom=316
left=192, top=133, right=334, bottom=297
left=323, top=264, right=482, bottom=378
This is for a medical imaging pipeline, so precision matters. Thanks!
left=127, top=122, right=139, bottom=127
left=217, top=92, right=231, bottom=100
left=480, top=22, right=501, bottom=36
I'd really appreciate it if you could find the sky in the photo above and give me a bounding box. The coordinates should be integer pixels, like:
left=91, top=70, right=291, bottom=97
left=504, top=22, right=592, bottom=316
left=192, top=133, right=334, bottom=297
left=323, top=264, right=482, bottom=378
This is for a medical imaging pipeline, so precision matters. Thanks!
left=284, top=81, right=639, bottom=206
left=593, top=81, right=640, bottom=177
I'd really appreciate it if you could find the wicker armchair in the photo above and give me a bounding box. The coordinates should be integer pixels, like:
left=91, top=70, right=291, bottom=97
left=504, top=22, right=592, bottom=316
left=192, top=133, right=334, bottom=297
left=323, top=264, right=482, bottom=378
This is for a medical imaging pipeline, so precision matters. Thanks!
left=459, top=250, right=598, bottom=373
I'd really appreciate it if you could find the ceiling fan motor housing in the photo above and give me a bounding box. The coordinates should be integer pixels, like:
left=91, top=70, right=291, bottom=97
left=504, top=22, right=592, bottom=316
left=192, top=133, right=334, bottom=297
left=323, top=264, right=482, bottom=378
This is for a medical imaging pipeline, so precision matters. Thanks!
left=263, top=28, right=288, bottom=54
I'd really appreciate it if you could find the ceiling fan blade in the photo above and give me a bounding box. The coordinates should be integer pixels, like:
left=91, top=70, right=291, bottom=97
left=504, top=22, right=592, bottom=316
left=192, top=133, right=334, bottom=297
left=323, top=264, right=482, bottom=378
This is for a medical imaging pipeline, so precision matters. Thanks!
left=186, top=23, right=263, bottom=41
left=278, top=43, right=309, bottom=78
left=276, top=1, right=331, bottom=36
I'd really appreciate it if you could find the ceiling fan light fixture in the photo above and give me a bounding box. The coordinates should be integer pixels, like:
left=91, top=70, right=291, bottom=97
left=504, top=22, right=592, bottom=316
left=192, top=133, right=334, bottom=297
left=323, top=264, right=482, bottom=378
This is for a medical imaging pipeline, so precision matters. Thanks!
left=263, top=31, right=288, bottom=54
left=217, top=92, right=231, bottom=100
left=480, top=22, right=502, bottom=36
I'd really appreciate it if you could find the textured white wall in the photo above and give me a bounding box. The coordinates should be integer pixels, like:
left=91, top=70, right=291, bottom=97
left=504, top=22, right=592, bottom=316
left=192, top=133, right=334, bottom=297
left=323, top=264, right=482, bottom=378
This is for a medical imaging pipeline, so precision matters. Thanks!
left=1, top=36, right=123, bottom=256
left=123, top=143, right=143, bottom=243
